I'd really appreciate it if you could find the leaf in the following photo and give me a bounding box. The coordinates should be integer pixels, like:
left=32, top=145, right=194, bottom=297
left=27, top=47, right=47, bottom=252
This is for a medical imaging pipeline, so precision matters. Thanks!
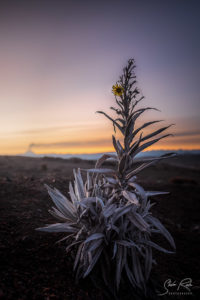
left=36, top=223, right=77, bottom=233
left=128, top=153, right=176, bottom=178
left=131, top=152, right=176, bottom=164
left=110, top=224, right=120, bottom=234
left=128, top=108, right=160, bottom=133
left=103, top=203, right=117, bottom=218
left=80, top=197, right=100, bottom=217
left=83, top=245, right=104, bottom=278
left=128, top=133, right=143, bottom=156
left=116, top=117, right=125, bottom=126
left=145, top=246, right=152, bottom=280
left=134, top=107, right=160, bottom=115
left=66, top=240, right=82, bottom=252
left=142, top=201, right=155, bottom=217
left=141, top=124, right=174, bottom=142
left=95, top=153, right=117, bottom=168
left=86, top=172, right=92, bottom=193
left=112, top=242, right=117, bottom=259
left=96, top=197, right=105, bottom=208
left=133, top=120, right=164, bottom=137
left=104, top=176, right=117, bottom=185
left=87, top=238, right=104, bottom=252
left=112, top=204, right=134, bottom=223
left=122, top=190, right=139, bottom=206
left=112, top=135, right=124, bottom=156
left=126, top=159, right=158, bottom=179
left=68, top=182, right=77, bottom=204
left=125, top=263, right=136, bottom=287
left=110, top=106, right=122, bottom=115
left=97, top=111, right=124, bottom=134
left=73, top=169, right=85, bottom=200
left=116, top=98, right=124, bottom=111
left=48, top=207, right=71, bottom=221
left=118, top=153, right=127, bottom=174
left=117, top=140, right=124, bottom=154
left=131, top=248, right=144, bottom=285
left=74, top=227, right=85, bottom=241
left=145, top=240, right=174, bottom=254
left=82, top=168, right=115, bottom=175
left=103, top=183, right=115, bottom=189
left=133, top=134, right=173, bottom=157
left=128, top=182, right=146, bottom=201
left=132, top=96, right=145, bottom=110
left=115, top=240, right=138, bottom=248
left=56, top=233, right=75, bottom=244
left=84, top=233, right=104, bottom=244
left=128, top=212, right=149, bottom=231
left=148, top=216, right=176, bottom=249
left=146, top=191, right=169, bottom=197
left=133, top=216, right=149, bottom=231
left=112, top=135, right=119, bottom=155
left=73, top=242, right=84, bottom=271
left=127, top=175, right=137, bottom=183
left=45, top=184, right=76, bottom=220
left=125, top=117, right=135, bottom=137
left=116, top=245, right=123, bottom=290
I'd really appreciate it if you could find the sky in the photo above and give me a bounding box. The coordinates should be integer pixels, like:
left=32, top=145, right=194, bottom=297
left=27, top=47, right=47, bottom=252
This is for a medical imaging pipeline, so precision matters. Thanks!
left=0, top=0, right=200, bottom=155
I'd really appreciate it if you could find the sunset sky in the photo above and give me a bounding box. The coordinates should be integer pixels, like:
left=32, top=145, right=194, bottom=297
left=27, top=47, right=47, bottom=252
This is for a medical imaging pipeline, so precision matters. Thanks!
left=0, top=0, right=200, bottom=155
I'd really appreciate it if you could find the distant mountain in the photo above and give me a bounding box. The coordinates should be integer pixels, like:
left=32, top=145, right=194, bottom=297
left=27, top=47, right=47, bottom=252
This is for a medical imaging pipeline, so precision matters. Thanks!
left=20, top=150, right=200, bottom=160
left=23, top=150, right=38, bottom=157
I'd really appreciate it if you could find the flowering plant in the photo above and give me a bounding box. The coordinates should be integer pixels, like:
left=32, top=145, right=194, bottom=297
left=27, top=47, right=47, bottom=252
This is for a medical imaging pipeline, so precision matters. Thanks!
left=37, top=59, right=175, bottom=298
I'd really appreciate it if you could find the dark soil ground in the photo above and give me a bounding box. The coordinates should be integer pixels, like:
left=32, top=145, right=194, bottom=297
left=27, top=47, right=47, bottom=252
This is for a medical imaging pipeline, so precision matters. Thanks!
left=0, top=155, right=200, bottom=299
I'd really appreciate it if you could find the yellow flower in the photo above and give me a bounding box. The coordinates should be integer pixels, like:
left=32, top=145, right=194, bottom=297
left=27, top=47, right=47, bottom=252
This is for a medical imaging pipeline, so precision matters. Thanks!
left=112, top=84, right=124, bottom=96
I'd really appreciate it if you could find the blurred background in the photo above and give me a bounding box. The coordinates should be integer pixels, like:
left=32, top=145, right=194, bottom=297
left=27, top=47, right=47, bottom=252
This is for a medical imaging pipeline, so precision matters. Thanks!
left=0, top=0, right=200, bottom=156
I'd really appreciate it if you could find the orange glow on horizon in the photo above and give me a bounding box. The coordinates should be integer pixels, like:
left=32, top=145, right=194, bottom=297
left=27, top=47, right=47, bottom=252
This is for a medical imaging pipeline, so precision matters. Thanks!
left=1, top=143, right=200, bottom=156
left=1, top=124, right=200, bottom=155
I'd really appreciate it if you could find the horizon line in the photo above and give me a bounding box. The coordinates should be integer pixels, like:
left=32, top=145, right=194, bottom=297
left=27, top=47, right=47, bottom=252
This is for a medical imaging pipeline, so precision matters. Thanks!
left=1, top=148, right=200, bottom=157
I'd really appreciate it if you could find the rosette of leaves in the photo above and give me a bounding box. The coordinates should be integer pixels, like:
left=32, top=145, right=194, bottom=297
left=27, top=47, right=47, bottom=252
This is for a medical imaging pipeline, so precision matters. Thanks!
left=37, top=59, right=176, bottom=297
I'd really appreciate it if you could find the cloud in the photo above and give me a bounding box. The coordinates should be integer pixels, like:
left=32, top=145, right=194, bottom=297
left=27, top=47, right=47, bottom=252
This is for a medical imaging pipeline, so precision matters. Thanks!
left=28, top=138, right=112, bottom=150
left=17, top=124, right=93, bottom=135
left=28, top=129, right=200, bottom=151
left=20, top=126, right=69, bottom=135
left=12, top=121, right=104, bottom=136
left=174, top=130, right=200, bottom=137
